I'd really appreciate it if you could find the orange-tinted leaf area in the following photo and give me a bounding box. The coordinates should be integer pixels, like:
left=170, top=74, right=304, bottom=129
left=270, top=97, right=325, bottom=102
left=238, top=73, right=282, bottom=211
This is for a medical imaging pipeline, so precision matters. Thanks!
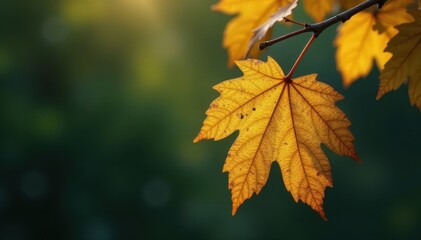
left=194, top=57, right=359, bottom=219
left=378, top=10, right=421, bottom=110
left=335, top=0, right=413, bottom=87
left=303, top=0, right=335, bottom=22
left=213, top=0, right=295, bottom=67
left=339, top=0, right=365, bottom=10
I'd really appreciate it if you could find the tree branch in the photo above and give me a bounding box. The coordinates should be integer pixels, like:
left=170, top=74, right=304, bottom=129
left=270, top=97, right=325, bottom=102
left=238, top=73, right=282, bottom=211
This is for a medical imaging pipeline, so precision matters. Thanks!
left=259, top=0, right=388, bottom=50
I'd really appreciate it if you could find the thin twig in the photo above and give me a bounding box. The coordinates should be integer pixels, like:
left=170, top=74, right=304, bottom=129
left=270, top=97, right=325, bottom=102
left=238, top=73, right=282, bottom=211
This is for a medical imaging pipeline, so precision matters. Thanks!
left=283, top=17, right=306, bottom=27
left=259, top=28, right=308, bottom=50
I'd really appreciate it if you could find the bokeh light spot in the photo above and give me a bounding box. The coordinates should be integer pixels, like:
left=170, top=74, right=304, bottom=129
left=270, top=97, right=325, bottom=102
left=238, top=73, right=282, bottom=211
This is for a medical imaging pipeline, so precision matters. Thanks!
left=20, top=171, right=48, bottom=200
left=142, top=178, right=171, bottom=207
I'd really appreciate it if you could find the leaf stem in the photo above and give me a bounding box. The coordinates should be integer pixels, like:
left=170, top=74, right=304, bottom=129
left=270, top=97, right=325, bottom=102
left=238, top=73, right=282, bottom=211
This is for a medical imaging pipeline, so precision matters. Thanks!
left=283, top=17, right=306, bottom=27
left=259, top=0, right=389, bottom=50
left=285, top=34, right=316, bottom=80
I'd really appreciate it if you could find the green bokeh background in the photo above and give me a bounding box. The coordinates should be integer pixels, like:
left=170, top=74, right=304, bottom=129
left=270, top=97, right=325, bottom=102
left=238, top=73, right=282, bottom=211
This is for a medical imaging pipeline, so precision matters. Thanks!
left=1, top=0, right=420, bottom=239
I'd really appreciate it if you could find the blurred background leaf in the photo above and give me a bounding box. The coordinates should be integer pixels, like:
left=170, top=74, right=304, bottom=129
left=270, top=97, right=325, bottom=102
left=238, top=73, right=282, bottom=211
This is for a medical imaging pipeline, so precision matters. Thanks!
left=0, top=0, right=420, bottom=239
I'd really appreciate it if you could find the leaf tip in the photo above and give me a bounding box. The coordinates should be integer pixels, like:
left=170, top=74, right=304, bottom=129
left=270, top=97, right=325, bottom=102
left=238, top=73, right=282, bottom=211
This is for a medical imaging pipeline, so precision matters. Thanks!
left=313, top=204, right=328, bottom=220
left=348, top=148, right=361, bottom=162
left=267, top=56, right=275, bottom=61
left=227, top=60, right=236, bottom=69
left=231, top=204, right=239, bottom=216
left=193, top=134, right=203, bottom=143
left=353, top=154, right=362, bottom=163
left=342, top=80, right=352, bottom=89
left=210, top=3, right=220, bottom=11
left=233, top=59, right=243, bottom=67
left=376, top=90, right=385, bottom=100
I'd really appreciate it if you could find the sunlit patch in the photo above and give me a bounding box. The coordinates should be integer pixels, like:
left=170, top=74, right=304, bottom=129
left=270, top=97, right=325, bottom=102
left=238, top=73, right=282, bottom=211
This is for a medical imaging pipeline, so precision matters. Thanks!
left=131, top=51, right=166, bottom=91
left=61, top=0, right=107, bottom=25
left=42, top=17, right=68, bottom=44
left=122, top=0, right=164, bottom=27
left=60, top=0, right=172, bottom=29
left=151, top=30, right=184, bottom=60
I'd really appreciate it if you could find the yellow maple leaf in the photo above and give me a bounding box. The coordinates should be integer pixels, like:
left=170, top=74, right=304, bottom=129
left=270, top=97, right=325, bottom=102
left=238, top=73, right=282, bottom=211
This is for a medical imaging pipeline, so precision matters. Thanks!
left=377, top=10, right=421, bottom=110
left=303, top=0, right=335, bottom=22
left=194, top=57, right=358, bottom=219
left=334, top=0, right=413, bottom=87
left=373, top=0, right=415, bottom=33
left=213, top=0, right=295, bottom=67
